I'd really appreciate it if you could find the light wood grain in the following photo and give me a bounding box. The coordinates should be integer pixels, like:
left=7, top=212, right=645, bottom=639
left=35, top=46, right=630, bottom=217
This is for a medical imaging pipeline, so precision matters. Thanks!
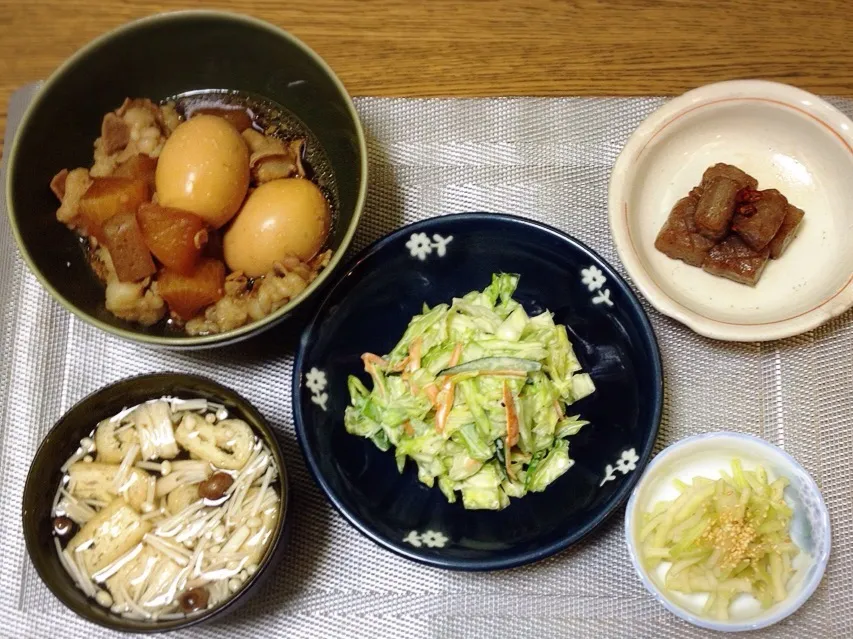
left=2, top=0, right=852, bottom=153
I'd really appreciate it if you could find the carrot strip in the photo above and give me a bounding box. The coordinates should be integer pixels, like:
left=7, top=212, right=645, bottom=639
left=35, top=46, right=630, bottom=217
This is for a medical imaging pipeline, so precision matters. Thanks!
left=365, top=362, right=386, bottom=400
left=403, top=421, right=415, bottom=437
left=409, top=337, right=423, bottom=370
left=361, top=353, right=390, bottom=369
left=389, top=357, right=409, bottom=373
left=435, top=343, right=463, bottom=433
left=401, top=337, right=424, bottom=393
left=435, top=384, right=455, bottom=434
left=449, top=342, right=463, bottom=367
left=503, top=381, right=519, bottom=478
left=424, top=383, right=439, bottom=405
left=503, top=384, right=519, bottom=448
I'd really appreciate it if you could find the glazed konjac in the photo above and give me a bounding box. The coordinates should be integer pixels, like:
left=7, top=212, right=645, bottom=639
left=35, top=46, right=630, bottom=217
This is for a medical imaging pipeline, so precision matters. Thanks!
left=50, top=98, right=332, bottom=335
left=654, top=163, right=805, bottom=286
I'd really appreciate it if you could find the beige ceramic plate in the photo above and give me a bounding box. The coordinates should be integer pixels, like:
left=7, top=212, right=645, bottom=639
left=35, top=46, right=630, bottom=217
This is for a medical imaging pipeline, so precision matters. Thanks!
left=609, top=80, right=853, bottom=341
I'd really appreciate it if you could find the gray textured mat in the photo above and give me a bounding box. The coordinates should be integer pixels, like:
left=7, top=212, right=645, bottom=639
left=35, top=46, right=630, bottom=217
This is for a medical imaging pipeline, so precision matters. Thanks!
left=1, top=83, right=851, bottom=638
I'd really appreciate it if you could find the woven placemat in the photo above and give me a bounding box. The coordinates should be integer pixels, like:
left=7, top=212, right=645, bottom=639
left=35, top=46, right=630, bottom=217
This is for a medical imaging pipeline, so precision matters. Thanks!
left=1, top=83, right=851, bottom=638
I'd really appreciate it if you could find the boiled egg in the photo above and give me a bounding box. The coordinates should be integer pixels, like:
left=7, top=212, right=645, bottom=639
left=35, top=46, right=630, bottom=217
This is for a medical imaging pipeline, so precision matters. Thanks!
left=223, top=178, right=330, bottom=277
left=155, top=115, right=250, bottom=228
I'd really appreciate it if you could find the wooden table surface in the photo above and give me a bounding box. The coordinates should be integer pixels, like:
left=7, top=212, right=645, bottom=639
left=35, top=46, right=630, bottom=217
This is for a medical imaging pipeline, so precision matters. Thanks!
left=2, top=0, right=852, bottom=152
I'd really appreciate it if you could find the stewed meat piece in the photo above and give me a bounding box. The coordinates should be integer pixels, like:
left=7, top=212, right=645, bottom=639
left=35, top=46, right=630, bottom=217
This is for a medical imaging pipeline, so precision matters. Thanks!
left=695, top=176, right=741, bottom=241
left=100, top=113, right=131, bottom=155
left=702, top=235, right=770, bottom=286
left=654, top=196, right=716, bottom=267
left=767, top=204, right=805, bottom=259
left=699, top=163, right=759, bottom=191
left=732, top=188, right=789, bottom=251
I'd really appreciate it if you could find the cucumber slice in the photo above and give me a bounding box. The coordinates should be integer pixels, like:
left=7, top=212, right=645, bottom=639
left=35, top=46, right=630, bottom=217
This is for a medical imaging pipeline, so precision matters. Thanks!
left=439, top=356, right=542, bottom=376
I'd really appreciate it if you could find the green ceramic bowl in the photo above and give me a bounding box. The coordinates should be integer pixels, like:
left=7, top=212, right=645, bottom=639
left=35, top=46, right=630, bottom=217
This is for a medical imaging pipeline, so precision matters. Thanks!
left=5, top=10, right=367, bottom=348
left=22, top=373, right=290, bottom=632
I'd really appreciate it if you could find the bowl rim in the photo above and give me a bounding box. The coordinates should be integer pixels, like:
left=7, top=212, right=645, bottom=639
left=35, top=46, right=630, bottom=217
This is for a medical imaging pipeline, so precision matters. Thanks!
left=5, top=9, right=368, bottom=348
left=608, top=79, right=853, bottom=342
left=21, top=371, right=290, bottom=633
left=623, top=431, right=831, bottom=632
left=292, top=211, right=664, bottom=571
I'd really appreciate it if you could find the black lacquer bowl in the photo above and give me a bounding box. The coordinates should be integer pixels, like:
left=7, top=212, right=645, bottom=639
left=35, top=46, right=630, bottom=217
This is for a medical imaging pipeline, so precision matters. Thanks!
left=22, top=373, right=290, bottom=632
left=6, top=11, right=366, bottom=348
left=294, top=213, right=663, bottom=570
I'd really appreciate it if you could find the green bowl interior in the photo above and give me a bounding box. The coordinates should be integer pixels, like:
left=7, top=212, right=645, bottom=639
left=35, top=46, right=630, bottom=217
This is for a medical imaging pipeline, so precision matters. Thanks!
left=7, top=12, right=365, bottom=347
left=21, top=372, right=289, bottom=633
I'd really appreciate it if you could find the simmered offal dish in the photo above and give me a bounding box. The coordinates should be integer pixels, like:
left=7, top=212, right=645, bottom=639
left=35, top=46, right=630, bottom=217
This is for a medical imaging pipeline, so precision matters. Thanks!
left=655, top=163, right=805, bottom=286
left=344, top=274, right=596, bottom=510
left=640, top=459, right=799, bottom=620
left=51, top=397, right=280, bottom=621
left=50, top=97, right=334, bottom=335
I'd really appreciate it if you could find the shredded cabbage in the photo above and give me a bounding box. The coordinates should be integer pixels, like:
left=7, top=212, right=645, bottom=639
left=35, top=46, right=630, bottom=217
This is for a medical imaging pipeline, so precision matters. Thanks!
left=344, top=273, right=595, bottom=510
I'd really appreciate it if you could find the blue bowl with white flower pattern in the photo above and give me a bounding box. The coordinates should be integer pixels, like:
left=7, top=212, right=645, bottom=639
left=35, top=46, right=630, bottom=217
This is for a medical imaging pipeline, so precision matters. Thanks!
left=293, top=213, right=663, bottom=570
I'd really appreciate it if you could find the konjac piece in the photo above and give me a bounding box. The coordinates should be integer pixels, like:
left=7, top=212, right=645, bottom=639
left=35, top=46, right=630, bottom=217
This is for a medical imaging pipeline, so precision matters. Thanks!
left=699, top=163, right=758, bottom=191
left=137, top=203, right=208, bottom=274
left=768, top=204, right=805, bottom=259
left=694, top=176, right=741, bottom=241
left=654, top=196, right=716, bottom=267
left=702, top=235, right=770, bottom=286
left=732, top=189, right=789, bottom=251
left=102, top=212, right=157, bottom=282
left=653, top=161, right=805, bottom=288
